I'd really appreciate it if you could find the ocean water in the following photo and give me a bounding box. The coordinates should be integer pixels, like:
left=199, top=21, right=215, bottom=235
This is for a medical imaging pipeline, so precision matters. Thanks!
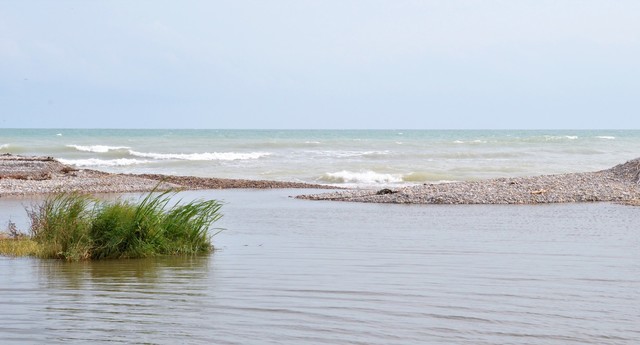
left=2, top=129, right=639, bottom=186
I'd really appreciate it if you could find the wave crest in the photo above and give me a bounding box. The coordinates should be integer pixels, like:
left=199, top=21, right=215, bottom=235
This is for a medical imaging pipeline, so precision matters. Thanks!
left=128, top=150, right=271, bottom=161
left=320, top=170, right=404, bottom=184
left=59, top=158, right=151, bottom=167
left=67, top=145, right=131, bottom=153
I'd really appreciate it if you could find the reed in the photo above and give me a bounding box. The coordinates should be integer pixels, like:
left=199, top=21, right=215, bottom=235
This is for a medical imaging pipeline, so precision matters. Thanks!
left=18, top=190, right=223, bottom=261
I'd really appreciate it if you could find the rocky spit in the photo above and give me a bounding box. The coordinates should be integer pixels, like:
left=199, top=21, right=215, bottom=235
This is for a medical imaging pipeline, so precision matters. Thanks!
left=3, top=154, right=640, bottom=205
left=298, top=158, right=640, bottom=205
left=0, top=154, right=333, bottom=197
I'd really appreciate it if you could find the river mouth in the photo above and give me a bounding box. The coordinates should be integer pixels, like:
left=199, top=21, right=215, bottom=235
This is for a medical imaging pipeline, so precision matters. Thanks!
left=1, top=189, right=639, bottom=344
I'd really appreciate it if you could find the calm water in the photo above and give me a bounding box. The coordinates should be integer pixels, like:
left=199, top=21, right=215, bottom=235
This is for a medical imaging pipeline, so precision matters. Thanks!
left=1, top=189, right=639, bottom=344
left=2, top=129, right=640, bottom=186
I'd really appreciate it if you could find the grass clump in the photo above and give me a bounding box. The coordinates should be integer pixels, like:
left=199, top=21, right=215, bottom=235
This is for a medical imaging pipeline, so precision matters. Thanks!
left=28, top=193, right=94, bottom=260
left=0, top=238, right=40, bottom=257
left=0, top=221, right=39, bottom=257
left=90, top=191, right=223, bottom=259
left=1, top=190, right=223, bottom=261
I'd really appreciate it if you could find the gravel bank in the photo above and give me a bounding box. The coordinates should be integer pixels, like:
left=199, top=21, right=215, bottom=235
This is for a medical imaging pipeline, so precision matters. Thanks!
left=0, top=154, right=333, bottom=197
left=298, top=158, right=640, bottom=205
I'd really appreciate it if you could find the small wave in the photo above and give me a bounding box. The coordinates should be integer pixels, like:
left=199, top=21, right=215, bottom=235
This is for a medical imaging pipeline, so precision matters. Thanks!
left=313, top=150, right=390, bottom=158
left=304, top=141, right=321, bottom=144
left=596, top=136, right=616, bottom=140
left=59, top=158, right=151, bottom=167
left=452, top=139, right=488, bottom=144
left=67, top=144, right=131, bottom=153
left=543, top=135, right=578, bottom=141
left=0, top=144, right=9, bottom=150
left=320, top=170, right=404, bottom=184
left=128, top=150, right=271, bottom=161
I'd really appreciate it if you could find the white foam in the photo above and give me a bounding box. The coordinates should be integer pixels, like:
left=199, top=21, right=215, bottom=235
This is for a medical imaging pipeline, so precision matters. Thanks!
left=128, top=150, right=271, bottom=161
left=0, top=144, right=9, bottom=150
left=543, top=135, right=579, bottom=141
left=321, top=170, right=404, bottom=184
left=67, top=144, right=130, bottom=153
left=59, top=158, right=150, bottom=167
left=597, top=136, right=616, bottom=140
left=314, top=150, right=390, bottom=158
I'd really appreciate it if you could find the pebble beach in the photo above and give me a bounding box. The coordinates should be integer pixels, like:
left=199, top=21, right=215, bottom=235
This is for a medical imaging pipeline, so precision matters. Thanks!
left=0, top=154, right=332, bottom=197
left=298, top=158, right=640, bottom=205
left=2, top=153, right=640, bottom=205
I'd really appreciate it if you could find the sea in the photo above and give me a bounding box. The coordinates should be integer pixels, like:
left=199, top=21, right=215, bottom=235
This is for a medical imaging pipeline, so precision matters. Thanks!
left=1, top=129, right=639, bottom=186
left=1, top=129, right=639, bottom=344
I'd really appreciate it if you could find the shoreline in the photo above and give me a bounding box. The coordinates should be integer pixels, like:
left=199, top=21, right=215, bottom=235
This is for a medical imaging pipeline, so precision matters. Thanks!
left=2, top=154, right=640, bottom=205
left=298, top=158, right=640, bottom=205
left=0, top=154, right=335, bottom=197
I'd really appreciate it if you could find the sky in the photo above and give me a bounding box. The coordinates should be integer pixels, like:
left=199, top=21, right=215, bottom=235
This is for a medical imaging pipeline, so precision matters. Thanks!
left=1, top=0, right=639, bottom=129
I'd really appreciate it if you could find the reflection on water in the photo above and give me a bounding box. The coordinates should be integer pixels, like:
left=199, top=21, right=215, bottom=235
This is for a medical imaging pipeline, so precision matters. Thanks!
left=1, top=189, right=639, bottom=344
left=3, top=256, right=213, bottom=344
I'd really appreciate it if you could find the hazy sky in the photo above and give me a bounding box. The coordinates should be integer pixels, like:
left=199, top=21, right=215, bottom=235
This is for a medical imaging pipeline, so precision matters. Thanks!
left=1, top=1, right=639, bottom=129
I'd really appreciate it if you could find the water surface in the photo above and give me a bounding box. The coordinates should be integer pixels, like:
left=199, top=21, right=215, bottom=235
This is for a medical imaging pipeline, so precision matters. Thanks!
left=1, top=189, right=639, bottom=344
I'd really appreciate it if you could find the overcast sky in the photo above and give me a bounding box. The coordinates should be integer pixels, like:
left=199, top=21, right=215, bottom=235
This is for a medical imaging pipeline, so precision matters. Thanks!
left=1, top=0, right=639, bottom=129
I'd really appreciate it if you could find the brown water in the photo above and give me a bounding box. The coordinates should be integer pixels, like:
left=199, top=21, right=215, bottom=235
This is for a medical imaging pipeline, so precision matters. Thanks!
left=1, top=189, right=639, bottom=344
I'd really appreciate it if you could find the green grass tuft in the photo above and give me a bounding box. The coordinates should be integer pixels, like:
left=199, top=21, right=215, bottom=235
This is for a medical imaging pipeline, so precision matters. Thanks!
left=16, top=190, right=224, bottom=261
left=28, top=193, right=93, bottom=260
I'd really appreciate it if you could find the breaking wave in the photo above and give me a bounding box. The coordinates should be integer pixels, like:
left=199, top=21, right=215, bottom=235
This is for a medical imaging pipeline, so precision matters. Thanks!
left=128, top=150, right=271, bottom=161
left=596, top=136, right=616, bottom=140
left=67, top=145, right=131, bottom=153
left=320, top=170, right=404, bottom=184
left=59, top=158, right=151, bottom=167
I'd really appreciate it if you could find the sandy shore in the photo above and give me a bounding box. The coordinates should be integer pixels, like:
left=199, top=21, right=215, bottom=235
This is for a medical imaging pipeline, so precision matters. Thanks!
left=298, top=158, right=640, bottom=205
left=0, top=154, right=334, bottom=197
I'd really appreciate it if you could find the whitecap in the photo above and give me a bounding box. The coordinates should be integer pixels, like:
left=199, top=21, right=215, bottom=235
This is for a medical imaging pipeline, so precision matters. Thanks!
left=596, top=136, right=616, bottom=140
left=59, top=158, right=150, bottom=167
left=0, top=144, right=9, bottom=150
left=56, top=133, right=62, bottom=136
left=321, top=170, right=404, bottom=184
left=543, top=135, right=579, bottom=141
left=313, top=150, right=390, bottom=158
left=128, top=150, right=271, bottom=161
left=67, top=144, right=131, bottom=153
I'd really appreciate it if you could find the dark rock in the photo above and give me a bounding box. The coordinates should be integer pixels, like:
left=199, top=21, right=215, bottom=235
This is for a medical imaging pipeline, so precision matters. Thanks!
left=376, top=188, right=396, bottom=195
